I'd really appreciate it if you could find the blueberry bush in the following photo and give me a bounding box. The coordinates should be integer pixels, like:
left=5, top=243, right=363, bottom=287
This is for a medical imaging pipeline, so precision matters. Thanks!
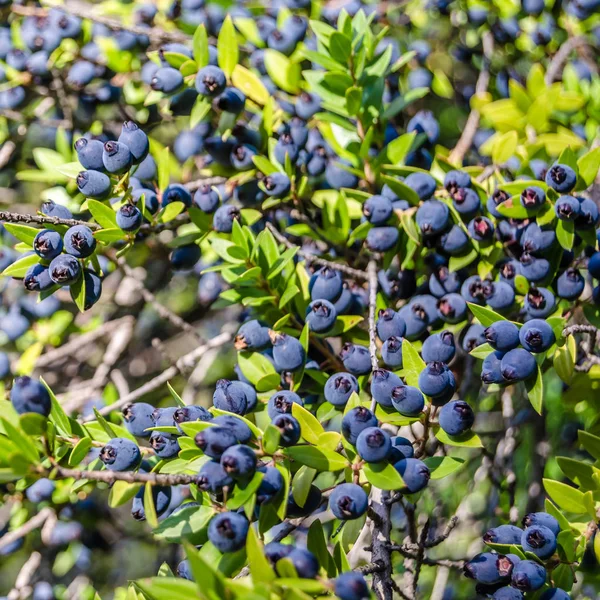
left=1, top=0, right=600, bottom=599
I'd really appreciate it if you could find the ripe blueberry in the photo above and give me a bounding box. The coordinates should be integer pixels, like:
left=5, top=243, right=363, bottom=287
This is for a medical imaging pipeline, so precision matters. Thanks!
left=342, top=407, right=378, bottom=444
left=340, top=343, right=372, bottom=375
left=324, top=372, right=358, bottom=407
left=329, top=483, right=368, bottom=520
left=422, top=331, right=456, bottom=363
left=394, top=458, right=431, bottom=493
left=511, top=560, right=546, bottom=591
left=116, top=204, right=143, bottom=232
left=519, top=319, right=555, bottom=353
left=270, top=332, right=305, bottom=372
left=64, top=225, right=96, bottom=258
left=306, top=299, right=337, bottom=332
left=521, top=525, right=557, bottom=559
left=33, top=229, right=63, bottom=260
left=334, top=572, right=370, bottom=600
left=198, top=460, right=233, bottom=494
left=376, top=308, right=406, bottom=341
left=500, top=348, right=537, bottom=382
left=464, top=553, right=514, bottom=585
left=102, top=141, right=133, bottom=174
left=220, top=444, right=257, bottom=481
left=545, top=164, right=576, bottom=193
left=267, top=390, right=303, bottom=419
left=195, top=426, right=238, bottom=459
left=391, top=385, right=425, bottom=416
left=438, top=400, right=474, bottom=436
left=483, top=524, right=524, bottom=545
left=99, top=438, right=141, bottom=471
left=371, top=369, right=403, bottom=408
left=272, top=414, right=301, bottom=446
left=207, top=511, right=249, bottom=553
left=382, top=336, right=403, bottom=368
left=356, top=426, right=391, bottom=463
left=522, top=512, right=560, bottom=536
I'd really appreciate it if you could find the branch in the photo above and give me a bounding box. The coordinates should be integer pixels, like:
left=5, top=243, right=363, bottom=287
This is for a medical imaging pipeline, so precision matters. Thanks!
left=448, top=32, right=493, bottom=166
left=367, top=260, right=379, bottom=408
left=81, top=327, right=234, bottom=420
left=369, top=489, right=394, bottom=600
left=45, top=465, right=199, bottom=486
left=0, top=508, right=55, bottom=552
left=7, top=551, right=41, bottom=600
left=545, top=36, right=591, bottom=84
left=10, top=2, right=191, bottom=46
left=265, top=222, right=368, bottom=281
left=186, top=176, right=229, bottom=191
left=425, top=516, right=458, bottom=548
left=411, top=519, right=431, bottom=595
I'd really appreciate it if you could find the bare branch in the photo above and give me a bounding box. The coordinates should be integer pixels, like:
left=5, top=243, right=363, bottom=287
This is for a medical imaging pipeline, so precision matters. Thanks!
left=545, top=36, right=591, bottom=84
left=367, top=260, right=379, bottom=410
left=0, top=508, right=55, bottom=552
left=370, top=488, right=394, bottom=600
left=7, top=551, right=42, bottom=600
left=45, top=465, right=199, bottom=486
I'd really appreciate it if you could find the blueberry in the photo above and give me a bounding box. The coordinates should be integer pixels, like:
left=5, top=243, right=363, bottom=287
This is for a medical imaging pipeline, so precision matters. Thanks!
left=265, top=541, right=293, bottom=564
left=230, top=144, right=257, bottom=171
left=519, top=319, right=555, bottom=353
left=150, top=66, right=184, bottom=93
left=404, top=172, right=437, bottom=200
left=235, top=320, right=271, bottom=351
left=324, top=372, right=359, bottom=407
left=492, top=587, right=524, bottom=599
left=464, top=553, right=514, bottom=585
left=340, top=343, right=372, bottom=375
left=170, top=245, right=201, bottom=271
left=388, top=436, right=415, bottom=461
left=382, top=336, right=403, bottom=368
left=208, top=512, right=249, bottom=553
left=100, top=438, right=141, bottom=471
left=198, top=460, right=233, bottom=493
left=177, top=559, right=193, bottom=580
left=271, top=332, right=305, bottom=372
left=163, top=183, right=192, bottom=207
left=481, top=351, right=506, bottom=384
left=520, top=223, right=555, bottom=254
left=468, top=216, right=495, bottom=242
left=135, top=154, right=157, bottom=182
left=193, top=184, right=220, bottom=212
left=173, top=406, right=212, bottom=433
left=520, top=186, right=546, bottom=208
left=394, top=458, right=431, bottom=493
left=256, top=465, right=284, bottom=504
left=461, top=275, right=488, bottom=305
left=295, top=92, right=321, bottom=119
left=215, top=87, right=246, bottom=114
left=41, top=200, right=73, bottom=219
left=211, top=415, right=252, bottom=444
left=213, top=205, right=240, bottom=233
left=485, top=281, right=516, bottom=312
left=116, top=204, right=143, bottom=232
left=519, top=252, right=549, bottom=283
left=46, top=521, right=84, bottom=546
left=485, top=321, right=520, bottom=352
left=272, top=414, right=301, bottom=446
left=416, top=200, right=450, bottom=236
left=48, top=254, right=80, bottom=285
left=438, top=400, right=474, bottom=436
left=391, top=385, right=425, bottom=416
left=342, top=407, right=378, bottom=444
left=195, top=426, right=238, bottom=459
left=32, top=582, right=55, bottom=600
left=511, top=560, right=546, bottom=591
left=444, top=170, right=471, bottom=195
left=76, top=170, right=111, bottom=199
left=356, top=426, right=391, bottom=462
left=102, top=141, right=133, bottom=174
left=452, top=187, right=481, bottom=219
left=26, top=478, right=55, bottom=503
left=398, top=302, right=429, bottom=340
left=522, top=512, right=560, bottom=536
left=363, top=195, right=393, bottom=225
left=366, top=226, right=399, bottom=252
left=375, top=308, right=406, bottom=341
left=306, top=299, right=337, bottom=332
left=325, top=159, right=359, bottom=189
left=334, top=572, right=370, bottom=600
left=64, top=225, right=96, bottom=258
left=75, top=138, right=105, bottom=171
left=554, top=194, right=580, bottom=221
left=150, top=431, right=180, bottom=458
left=429, top=267, right=461, bottom=298
left=545, top=164, right=576, bottom=193
left=267, top=29, right=297, bottom=55
left=213, top=379, right=251, bottom=414
left=439, top=225, right=469, bottom=255
left=220, top=444, right=256, bottom=481
left=406, top=110, right=439, bottom=143
left=195, top=65, right=226, bottom=97
left=539, top=589, right=571, bottom=600
left=268, top=390, right=303, bottom=419
left=499, top=260, right=520, bottom=288
left=521, top=525, right=557, bottom=559
left=437, top=293, right=467, bottom=323
left=576, top=197, right=599, bottom=229
left=122, top=402, right=155, bottom=437
left=483, top=524, right=524, bottom=545
left=422, top=331, right=455, bottom=363
left=118, top=121, right=149, bottom=163
left=500, top=348, right=537, bottom=382
left=329, top=483, right=368, bottom=520
left=371, top=369, right=403, bottom=408
left=418, top=361, right=455, bottom=399
left=0, top=352, right=10, bottom=380
left=525, top=287, right=555, bottom=318
left=33, top=229, right=63, bottom=260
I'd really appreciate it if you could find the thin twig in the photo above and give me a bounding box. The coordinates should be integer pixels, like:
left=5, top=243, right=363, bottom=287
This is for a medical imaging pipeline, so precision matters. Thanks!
left=7, top=551, right=41, bottom=600
left=0, top=508, right=55, bottom=552
left=448, top=32, right=493, bottom=165
left=367, top=260, right=379, bottom=409
left=81, top=328, right=234, bottom=420
left=185, top=176, right=229, bottom=191
left=425, top=516, right=459, bottom=548
left=545, top=36, right=591, bottom=84
left=370, top=488, right=394, bottom=600
left=265, top=222, right=368, bottom=280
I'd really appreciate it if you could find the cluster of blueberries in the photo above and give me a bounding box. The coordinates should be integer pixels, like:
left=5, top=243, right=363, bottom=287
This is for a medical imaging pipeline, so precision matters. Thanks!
left=464, top=512, right=570, bottom=599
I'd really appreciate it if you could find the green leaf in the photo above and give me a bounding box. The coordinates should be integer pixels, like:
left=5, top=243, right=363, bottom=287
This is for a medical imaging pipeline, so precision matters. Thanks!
left=237, top=351, right=277, bottom=386
left=231, top=64, right=269, bottom=105
left=387, top=133, right=416, bottom=165
left=94, top=228, right=125, bottom=243
left=227, top=471, right=264, bottom=510
left=577, top=147, right=600, bottom=187
left=157, top=147, right=170, bottom=191
left=553, top=336, right=575, bottom=384
left=284, top=446, right=349, bottom=472
left=154, top=504, right=215, bottom=542
left=329, top=32, right=352, bottom=63
left=193, top=24, right=209, bottom=68
left=492, top=131, right=518, bottom=165
left=262, top=424, right=281, bottom=455
left=87, top=200, right=117, bottom=229
left=291, top=465, right=317, bottom=507
left=291, top=403, right=324, bottom=445
left=543, top=479, right=587, bottom=514
left=467, top=302, right=508, bottom=327
left=217, top=15, right=239, bottom=77
left=363, top=462, right=405, bottom=490
left=556, top=219, right=575, bottom=250
left=423, top=456, right=466, bottom=479
left=253, top=155, right=279, bottom=175
left=190, top=97, right=212, bottom=130
left=159, top=201, right=185, bottom=223
left=246, top=525, right=276, bottom=583
left=402, top=339, right=425, bottom=388
left=3, top=223, right=39, bottom=246
left=135, top=577, right=200, bottom=600
left=433, top=426, right=483, bottom=448
left=264, top=50, right=301, bottom=94
left=69, top=271, right=86, bottom=313
left=41, top=377, right=71, bottom=436
left=69, top=437, right=92, bottom=467
left=525, top=365, right=543, bottom=415
left=143, top=484, right=159, bottom=529
left=0, top=419, right=38, bottom=463
left=1, top=253, right=40, bottom=278
left=469, top=343, right=494, bottom=359
left=578, top=430, right=600, bottom=460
